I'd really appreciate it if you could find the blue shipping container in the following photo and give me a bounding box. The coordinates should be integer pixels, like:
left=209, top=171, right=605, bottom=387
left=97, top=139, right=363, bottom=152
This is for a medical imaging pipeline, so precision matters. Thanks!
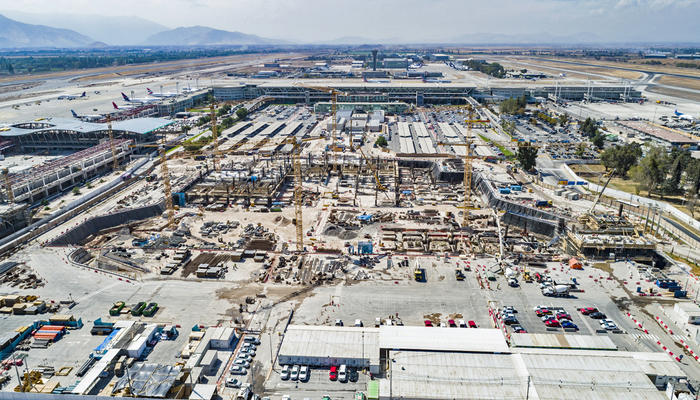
left=499, top=188, right=511, bottom=194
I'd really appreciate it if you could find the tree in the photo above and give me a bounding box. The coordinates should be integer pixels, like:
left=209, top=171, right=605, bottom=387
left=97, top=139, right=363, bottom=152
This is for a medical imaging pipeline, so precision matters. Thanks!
left=685, top=158, right=700, bottom=196
left=236, top=107, right=249, bottom=120
left=499, top=95, right=527, bottom=115
left=591, top=133, right=605, bottom=149
left=580, top=117, right=598, bottom=137
left=516, top=144, right=538, bottom=171
left=633, top=146, right=666, bottom=197
left=375, top=135, right=388, bottom=147
left=558, top=113, right=569, bottom=126
left=502, top=121, right=516, bottom=136
left=575, top=143, right=587, bottom=158
left=72, top=187, right=81, bottom=196
left=600, top=143, right=642, bottom=178
left=660, top=148, right=690, bottom=195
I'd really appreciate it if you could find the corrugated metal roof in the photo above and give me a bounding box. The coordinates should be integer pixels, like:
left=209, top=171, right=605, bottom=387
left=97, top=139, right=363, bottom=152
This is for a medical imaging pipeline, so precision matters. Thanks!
left=279, top=325, right=379, bottom=363
left=1, top=117, right=172, bottom=137
left=511, top=333, right=617, bottom=350
left=379, top=326, right=510, bottom=353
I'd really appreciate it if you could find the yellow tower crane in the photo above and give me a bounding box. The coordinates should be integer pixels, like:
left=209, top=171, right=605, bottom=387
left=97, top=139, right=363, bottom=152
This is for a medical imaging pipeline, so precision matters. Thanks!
left=437, top=116, right=490, bottom=226
left=281, top=136, right=325, bottom=252
left=295, top=84, right=346, bottom=151
left=209, top=104, right=220, bottom=172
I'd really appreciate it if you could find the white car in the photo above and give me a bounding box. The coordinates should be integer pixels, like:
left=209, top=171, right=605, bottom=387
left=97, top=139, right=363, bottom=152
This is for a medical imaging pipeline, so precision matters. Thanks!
left=600, top=319, right=617, bottom=330
left=280, top=365, right=290, bottom=380
left=226, top=377, right=241, bottom=388
left=338, top=364, right=347, bottom=382
left=291, top=365, right=300, bottom=381
left=230, top=365, right=247, bottom=375
left=233, top=359, right=250, bottom=368
left=237, top=354, right=253, bottom=363
left=299, top=365, right=309, bottom=382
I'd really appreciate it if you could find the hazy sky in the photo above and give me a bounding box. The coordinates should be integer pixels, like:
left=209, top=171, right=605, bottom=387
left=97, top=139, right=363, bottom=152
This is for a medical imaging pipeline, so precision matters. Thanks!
left=1, top=0, right=699, bottom=43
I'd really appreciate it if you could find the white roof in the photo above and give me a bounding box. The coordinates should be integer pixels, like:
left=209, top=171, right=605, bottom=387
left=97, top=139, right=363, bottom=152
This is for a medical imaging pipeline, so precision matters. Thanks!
left=280, top=325, right=379, bottom=363
left=511, top=333, right=617, bottom=350
left=378, top=326, right=510, bottom=353
left=189, top=384, right=216, bottom=400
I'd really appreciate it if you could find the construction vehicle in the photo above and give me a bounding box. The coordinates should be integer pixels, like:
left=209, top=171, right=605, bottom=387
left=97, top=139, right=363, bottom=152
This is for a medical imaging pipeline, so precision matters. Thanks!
left=414, top=268, right=425, bottom=282
left=455, top=269, right=465, bottom=281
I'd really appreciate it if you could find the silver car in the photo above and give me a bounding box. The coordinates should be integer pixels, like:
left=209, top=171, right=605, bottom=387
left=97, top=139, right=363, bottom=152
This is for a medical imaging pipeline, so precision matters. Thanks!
left=280, top=365, right=290, bottom=380
left=290, top=365, right=300, bottom=381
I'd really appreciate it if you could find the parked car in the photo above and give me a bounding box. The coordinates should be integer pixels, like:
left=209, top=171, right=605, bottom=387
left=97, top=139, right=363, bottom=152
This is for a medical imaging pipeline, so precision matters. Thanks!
left=468, top=320, right=477, bottom=328
left=244, top=336, right=261, bottom=345
left=578, top=307, right=597, bottom=315
left=233, top=359, right=250, bottom=368
left=354, top=319, right=363, bottom=327
left=556, top=312, right=572, bottom=320
left=503, top=316, right=518, bottom=325
left=545, top=319, right=560, bottom=327
left=589, top=312, right=607, bottom=319
left=601, top=319, right=617, bottom=330
left=237, top=354, right=253, bottom=363
left=241, top=347, right=256, bottom=357
left=280, top=365, right=290, bottom=380
left=561, top=321, right=578, bottom=330
left=291, top=365, right=300, bottom=381
left=458, top=319, right=467, bottom=328
left=230, top=365, right=247, bottom=375
left=335, top=319, right=343, bottom=326
left=349, top=368, right=358, bottom=382
left=226, top=378, right=241, bottom=388
left=448, top=319, right=457, bottom=327
left=512, top=325, right=527, bottom=333
left=502, top=306, right=517, bottom=314
left=424, top=320, right=433, bottom=327
left=338, top=365, right=348, bottom=383
left=329, top=366, right=338, bottom=381
left=299, top=365, right=309, bottom=382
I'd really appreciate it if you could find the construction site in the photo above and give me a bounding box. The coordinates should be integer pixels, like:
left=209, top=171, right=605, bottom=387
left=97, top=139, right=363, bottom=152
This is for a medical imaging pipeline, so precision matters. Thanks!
left=1, top=48, right=700, bottom=400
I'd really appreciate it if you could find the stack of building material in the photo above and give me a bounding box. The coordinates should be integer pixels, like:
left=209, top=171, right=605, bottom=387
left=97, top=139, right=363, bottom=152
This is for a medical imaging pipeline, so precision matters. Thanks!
left=32, top=325, right=66, bottom=347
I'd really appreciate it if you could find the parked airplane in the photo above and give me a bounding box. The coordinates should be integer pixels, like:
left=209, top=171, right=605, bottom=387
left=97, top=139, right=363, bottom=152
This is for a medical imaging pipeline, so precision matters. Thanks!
left=112, top=102, right=136, bottom=110
left=674, top=109, right=696, bottom=122
left=147, top=88, right=177, bottom=98
left=58, top=92, right=86, bottom=100
left=121, top=92, right=158, bottom=104
left=71, top=109, right=102, bottom=122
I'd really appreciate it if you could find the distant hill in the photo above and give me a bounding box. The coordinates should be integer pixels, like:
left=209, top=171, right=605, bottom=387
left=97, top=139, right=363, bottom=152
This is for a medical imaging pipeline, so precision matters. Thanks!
left=0, top=14, right=95, bottom=48
left=144, top=26, right=283, bottom=46
left=2, top=11, right=168, bottom=46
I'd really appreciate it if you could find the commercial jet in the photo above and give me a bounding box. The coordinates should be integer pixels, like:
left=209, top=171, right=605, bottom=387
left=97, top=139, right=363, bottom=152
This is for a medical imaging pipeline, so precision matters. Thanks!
left=147, top=88, right=178, bottom=98
left=71, top=109, right=102, bottom=122
left=112, top=102, right=136, bottom=111
left=121, top=92, right=158, bottom=104
left=674, top=109, right=696, bottom=122
left=58, top=92, right=86, bottom=100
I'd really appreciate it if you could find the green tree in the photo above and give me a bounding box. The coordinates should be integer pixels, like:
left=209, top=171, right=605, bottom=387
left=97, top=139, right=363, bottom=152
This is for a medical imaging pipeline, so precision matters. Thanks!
left=516, top=144, right=538, bottom=171
left=661, top=148, right=691, bottom=195
left=600, top=143, right=642, bottom=178
left=591, top=133, right=605, bottom=150
left=633, top=146, right=666, bottom=197
left=375, top=135, right=388, bottom=147
left=685, top=158, right=700, bottom=196
left=236, top=107, right=249, bottom=120
left=575, top=143, right=587, bottom=158
left=580, top=117, right=598, bottom=137
left=558, top=113, right=569, bottom=126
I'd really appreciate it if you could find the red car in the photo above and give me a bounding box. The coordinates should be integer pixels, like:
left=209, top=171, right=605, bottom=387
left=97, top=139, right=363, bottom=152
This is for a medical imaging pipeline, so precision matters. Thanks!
left=329, top=366, right=338, bottom=381
left=468, top=320, right=477, bottom=328
left=556, top=312, right=572, bottom=320
left=545, top=319, right=560, bottom=327
left=578, top=307, right=597, bottom=315
left=535, top=308, right=551, bottom=316
left=424, top=320, right=433, bottom=327
left=448, top=319, right=457, bottom=327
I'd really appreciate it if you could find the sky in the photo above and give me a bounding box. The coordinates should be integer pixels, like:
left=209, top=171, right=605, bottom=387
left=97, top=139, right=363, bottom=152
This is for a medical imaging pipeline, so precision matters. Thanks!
left=1, top=0, right=699, bottom=43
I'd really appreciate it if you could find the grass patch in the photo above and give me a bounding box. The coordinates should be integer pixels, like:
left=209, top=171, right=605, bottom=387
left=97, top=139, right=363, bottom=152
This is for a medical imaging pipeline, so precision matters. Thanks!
left=667, top=253, right=700, bottom=275
left=478, top=134, right=514, bottom=159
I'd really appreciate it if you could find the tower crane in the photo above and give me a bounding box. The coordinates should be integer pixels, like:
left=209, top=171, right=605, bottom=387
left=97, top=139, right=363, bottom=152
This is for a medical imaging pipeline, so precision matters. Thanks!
left=209, top=104, right=220, bottom=171
left=294, top=84, right=346, bottom=151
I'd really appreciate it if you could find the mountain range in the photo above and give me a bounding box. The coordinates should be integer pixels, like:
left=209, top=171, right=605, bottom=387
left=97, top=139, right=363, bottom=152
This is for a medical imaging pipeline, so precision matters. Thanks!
left=143, top=26, right=281, bottom=46
left=0, top=14, right=97, bottom=48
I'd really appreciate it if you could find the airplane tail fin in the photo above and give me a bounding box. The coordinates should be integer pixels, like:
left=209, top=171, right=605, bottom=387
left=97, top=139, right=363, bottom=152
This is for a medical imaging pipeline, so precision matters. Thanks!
left=121, top=93, right=130, bottom=101
left=81, top=92, right=86, bottom=97
left=112, top=102, right=119, bottom=110
left=71, top=110, right=78, bottom=118
left=147, top=88, right=153, bottom=94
